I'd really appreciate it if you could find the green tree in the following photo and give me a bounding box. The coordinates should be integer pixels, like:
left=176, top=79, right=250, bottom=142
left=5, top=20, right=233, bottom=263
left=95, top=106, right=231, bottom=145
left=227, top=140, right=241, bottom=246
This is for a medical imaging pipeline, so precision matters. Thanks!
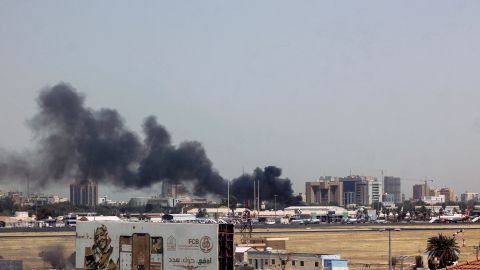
left=414, top=255, right=424, bottom=270
left=415, top=200, right=426, bottom=206
left=458, top=202, right=467, bottom=213
left=196, top=208, right=207, bottom=218
left=36, top=206, right=55, bottom=220
left=145, top=204, right=154, bottom=213
left=390, top=257, right=398, bottom=270
left=0, top=197, right=16, bottom=215
left=328, top=201, right=339, bottom=206
left=425, top=234, right=460, bottom=269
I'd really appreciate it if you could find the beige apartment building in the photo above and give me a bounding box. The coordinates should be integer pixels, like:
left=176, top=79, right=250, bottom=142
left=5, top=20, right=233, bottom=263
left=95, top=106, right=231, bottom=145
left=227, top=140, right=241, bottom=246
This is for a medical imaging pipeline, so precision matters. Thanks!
left=305, top=178, right=343, bottom=206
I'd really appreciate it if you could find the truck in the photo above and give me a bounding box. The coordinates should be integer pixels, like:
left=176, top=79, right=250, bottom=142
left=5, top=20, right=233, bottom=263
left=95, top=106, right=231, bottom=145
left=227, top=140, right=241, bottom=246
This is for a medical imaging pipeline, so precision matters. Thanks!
left=75, top=221, right=234, bottom=270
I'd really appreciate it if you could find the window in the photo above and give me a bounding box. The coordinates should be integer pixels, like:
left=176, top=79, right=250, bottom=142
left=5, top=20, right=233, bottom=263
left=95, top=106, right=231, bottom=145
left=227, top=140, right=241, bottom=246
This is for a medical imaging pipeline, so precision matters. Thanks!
left=292, top=260, right=296, bottom=266
left=300, top=261, right=304, bottom=266
left=272, top=259, right=275, bottom=265
left=315, top=262, right=319, bottom=267
left=255, top=259, right=258, bottom=269
left=282, top=260, right=286, bottom=266
left=249, top=259, right=252, bottom=264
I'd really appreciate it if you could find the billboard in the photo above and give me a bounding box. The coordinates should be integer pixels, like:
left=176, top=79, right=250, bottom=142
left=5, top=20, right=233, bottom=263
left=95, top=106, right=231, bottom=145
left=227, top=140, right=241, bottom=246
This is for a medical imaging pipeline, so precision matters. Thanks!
left=76, top=221, right=221, bottom=270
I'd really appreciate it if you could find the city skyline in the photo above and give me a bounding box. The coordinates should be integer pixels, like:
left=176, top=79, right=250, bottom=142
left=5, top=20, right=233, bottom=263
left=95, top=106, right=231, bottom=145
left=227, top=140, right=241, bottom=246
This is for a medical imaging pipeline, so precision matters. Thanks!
left=1, top=2, right=480, bottom=199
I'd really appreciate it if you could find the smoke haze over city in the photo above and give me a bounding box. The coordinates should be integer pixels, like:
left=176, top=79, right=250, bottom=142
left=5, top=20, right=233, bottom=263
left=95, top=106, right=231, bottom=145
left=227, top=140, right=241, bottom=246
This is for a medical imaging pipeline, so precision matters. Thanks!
left=0, top=83, right=299, bottom=203
left=1, top=2, right=480, bottom=199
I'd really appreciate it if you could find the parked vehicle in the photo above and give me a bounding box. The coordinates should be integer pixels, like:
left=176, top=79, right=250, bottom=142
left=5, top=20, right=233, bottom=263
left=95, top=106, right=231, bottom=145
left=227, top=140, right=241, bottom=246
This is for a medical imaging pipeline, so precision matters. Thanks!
left=290, top=219, right=305, bottom=225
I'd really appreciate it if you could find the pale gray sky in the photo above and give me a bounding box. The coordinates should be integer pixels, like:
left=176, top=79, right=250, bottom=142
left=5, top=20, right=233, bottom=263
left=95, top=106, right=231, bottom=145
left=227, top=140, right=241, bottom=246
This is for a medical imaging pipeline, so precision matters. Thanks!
left=1, top=1, right=480, bottom=199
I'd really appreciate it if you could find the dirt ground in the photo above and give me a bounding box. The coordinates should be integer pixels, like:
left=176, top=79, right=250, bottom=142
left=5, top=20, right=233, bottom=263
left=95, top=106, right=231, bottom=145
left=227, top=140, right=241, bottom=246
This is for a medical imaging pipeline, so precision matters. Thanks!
left=1, top=224, right=480, bottom=269
left=0, top=231, right=75, bottom=269
left=245, top=224, right=480, bottom=269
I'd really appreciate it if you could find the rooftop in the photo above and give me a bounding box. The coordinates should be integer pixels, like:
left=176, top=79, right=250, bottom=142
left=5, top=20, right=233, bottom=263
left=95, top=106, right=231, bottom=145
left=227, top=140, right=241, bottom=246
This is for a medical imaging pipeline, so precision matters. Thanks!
left=441, top=260, right=480, bottom=270
left=247, top=251, right=341, bottom=259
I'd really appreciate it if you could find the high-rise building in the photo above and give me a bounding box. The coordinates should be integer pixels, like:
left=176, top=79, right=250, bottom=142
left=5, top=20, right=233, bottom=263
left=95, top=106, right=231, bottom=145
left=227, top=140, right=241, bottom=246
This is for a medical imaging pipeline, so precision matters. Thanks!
left=340, top=175, right=380, bottom=206
left=371, top=179, right=382, bottom=204
left=383, top=176, right=401, bottom=203
left=438, top=188, right=456, bottom=202
left=70, top=180, right=98, bottom=206
left=161, top=182, right=188, bottom=198
left=461, top=192, right=479, bottom=203
left=355, top=177, right=381, bottom=205
left=341, top=176, right=360, bottom=206
left=382, top=193, right=395, bottom=203
left=305, top=177, right=343, bottom=206
left=413, top=184, right=428, bottom=201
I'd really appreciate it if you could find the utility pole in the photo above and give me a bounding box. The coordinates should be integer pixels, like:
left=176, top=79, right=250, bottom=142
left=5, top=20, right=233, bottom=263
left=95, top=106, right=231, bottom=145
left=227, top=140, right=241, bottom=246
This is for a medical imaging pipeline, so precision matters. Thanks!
left=227, top=179, right=230, bottom=217
left=274, top=194, right=278, bottom=219
left=474, top=242, right=480, bottom=261
left=257, top=179, right=260, bottom=212
left=380, top=228, right=400, bottom=270
left=253, top=179, right=256, bottom=213
left=389, top=229, right=391, bottom=270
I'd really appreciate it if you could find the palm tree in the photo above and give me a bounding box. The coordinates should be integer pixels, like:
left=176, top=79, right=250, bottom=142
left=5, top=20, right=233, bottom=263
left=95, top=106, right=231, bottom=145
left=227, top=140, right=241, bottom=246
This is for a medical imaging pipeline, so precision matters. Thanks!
left=425, top=234, right=460, bottom=269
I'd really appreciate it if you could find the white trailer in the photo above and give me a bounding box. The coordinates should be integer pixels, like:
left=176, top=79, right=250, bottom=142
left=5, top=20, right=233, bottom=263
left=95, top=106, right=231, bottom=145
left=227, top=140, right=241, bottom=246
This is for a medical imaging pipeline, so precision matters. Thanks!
left=75, top=221, right=233, bottom=270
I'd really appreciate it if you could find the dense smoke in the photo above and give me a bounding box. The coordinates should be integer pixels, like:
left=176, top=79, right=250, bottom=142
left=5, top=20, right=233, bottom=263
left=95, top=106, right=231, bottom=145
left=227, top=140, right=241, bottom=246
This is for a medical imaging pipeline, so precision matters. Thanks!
left=230, top=166, right=300, bottom=205
left=38, top=245, right=72, bottom=270
left=0, top=83, right=296, bottom=201
left=0, top=83, right=226, bottom=195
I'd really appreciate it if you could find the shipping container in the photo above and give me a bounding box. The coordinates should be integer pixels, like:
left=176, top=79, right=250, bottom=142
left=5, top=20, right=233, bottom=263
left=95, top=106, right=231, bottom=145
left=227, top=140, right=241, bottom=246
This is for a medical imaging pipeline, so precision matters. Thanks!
left=75, top=221, right=234, bottom=270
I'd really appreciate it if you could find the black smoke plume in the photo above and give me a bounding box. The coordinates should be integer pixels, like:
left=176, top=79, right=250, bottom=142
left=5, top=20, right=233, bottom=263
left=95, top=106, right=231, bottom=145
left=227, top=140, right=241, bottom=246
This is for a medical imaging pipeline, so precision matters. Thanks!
left=230, top=166, right=299, bottom=205
left=0, top=83, right=226, bottom=195
left=39, top=245, right=71, bottom=270
left=0, top=83, right=296, bottom=201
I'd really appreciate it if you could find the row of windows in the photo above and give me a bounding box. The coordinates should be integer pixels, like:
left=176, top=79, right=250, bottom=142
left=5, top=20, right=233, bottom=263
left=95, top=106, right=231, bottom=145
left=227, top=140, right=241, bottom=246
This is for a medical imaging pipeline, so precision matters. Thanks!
left=249, top=258, right=319, bottom=269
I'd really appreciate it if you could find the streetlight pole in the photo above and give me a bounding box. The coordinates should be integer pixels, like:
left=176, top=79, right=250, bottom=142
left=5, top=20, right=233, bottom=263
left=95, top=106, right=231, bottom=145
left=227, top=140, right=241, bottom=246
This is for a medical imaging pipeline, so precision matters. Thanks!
left=380, top=227, right=401, bottom=270
left=274, top=195, right=278, bottom=219
left=227, top=179, right=230, bottom=217
left=389, top=230, right=391, bottom=270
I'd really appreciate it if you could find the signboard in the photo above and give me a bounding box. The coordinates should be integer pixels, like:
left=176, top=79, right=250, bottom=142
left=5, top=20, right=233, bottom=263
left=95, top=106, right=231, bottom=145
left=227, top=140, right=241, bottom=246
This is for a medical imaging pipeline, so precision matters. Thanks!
left=76, top=221, right=219, bottom=270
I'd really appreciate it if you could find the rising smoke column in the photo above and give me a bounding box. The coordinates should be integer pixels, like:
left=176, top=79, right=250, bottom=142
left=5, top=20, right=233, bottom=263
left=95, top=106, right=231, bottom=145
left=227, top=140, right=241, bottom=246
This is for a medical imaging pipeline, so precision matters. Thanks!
left=0, top=83, right=227, bottom=196
left=39, top=245, right=71, bottom=270
left=29, top=83, right=142, bottom=186
left=138, top=116, right=227, bottom=195
left=0, top=83, right=298, bottom=201
left=230, top=166, right=297, bottom=205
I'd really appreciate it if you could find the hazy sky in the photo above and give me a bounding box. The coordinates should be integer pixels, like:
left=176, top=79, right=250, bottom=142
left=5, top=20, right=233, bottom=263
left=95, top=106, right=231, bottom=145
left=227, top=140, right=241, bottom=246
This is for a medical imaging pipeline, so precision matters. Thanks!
left=1, top=1, right=480, bottom=199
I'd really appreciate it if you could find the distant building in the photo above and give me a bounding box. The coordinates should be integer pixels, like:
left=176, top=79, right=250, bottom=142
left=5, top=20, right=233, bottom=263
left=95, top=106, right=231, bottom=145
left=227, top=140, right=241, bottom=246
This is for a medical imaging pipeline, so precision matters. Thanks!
left=99, top=196, right=127, bottom=206
left=0, top=259, right=23, bottom=270
left=305, top=177, right=343, bottom=206
left=128, top=197, right=151, bottom=207
left=429, top=188, right=439, bottom=196
left=422, top=195, right=445, bottom=205
left=438, top=187, right=456, bottom=202
left=461, top=192, right=479, bottom=203
left=383, top=193, right=395, bottom=203
left=341, top=176, right=359, bottom=206
left=413, top=184, right=431, bottom=201
left=7, top=191, right=25, bottom=206
left=29, top=194, right=61, bottom=206
left=161, top=182, right=188, bottom=198
left=70, top=180, right=98, bottom=206
left=341, top=175, right=381, bottom=206
left=383, top=176, right=401, bottom=203
left=246, top=251, right=348, bottom=270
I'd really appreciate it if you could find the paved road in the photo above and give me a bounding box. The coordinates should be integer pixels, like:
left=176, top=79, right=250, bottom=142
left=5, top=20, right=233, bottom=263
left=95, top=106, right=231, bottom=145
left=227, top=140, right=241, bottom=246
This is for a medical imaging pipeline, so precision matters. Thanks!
left=249, top=222, right=478, bottom=229
left=250, top=226, right=480, bottom=234
left=0, top=227, right=75, bottom=233
left=0, top=222, right=477, bottom=235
